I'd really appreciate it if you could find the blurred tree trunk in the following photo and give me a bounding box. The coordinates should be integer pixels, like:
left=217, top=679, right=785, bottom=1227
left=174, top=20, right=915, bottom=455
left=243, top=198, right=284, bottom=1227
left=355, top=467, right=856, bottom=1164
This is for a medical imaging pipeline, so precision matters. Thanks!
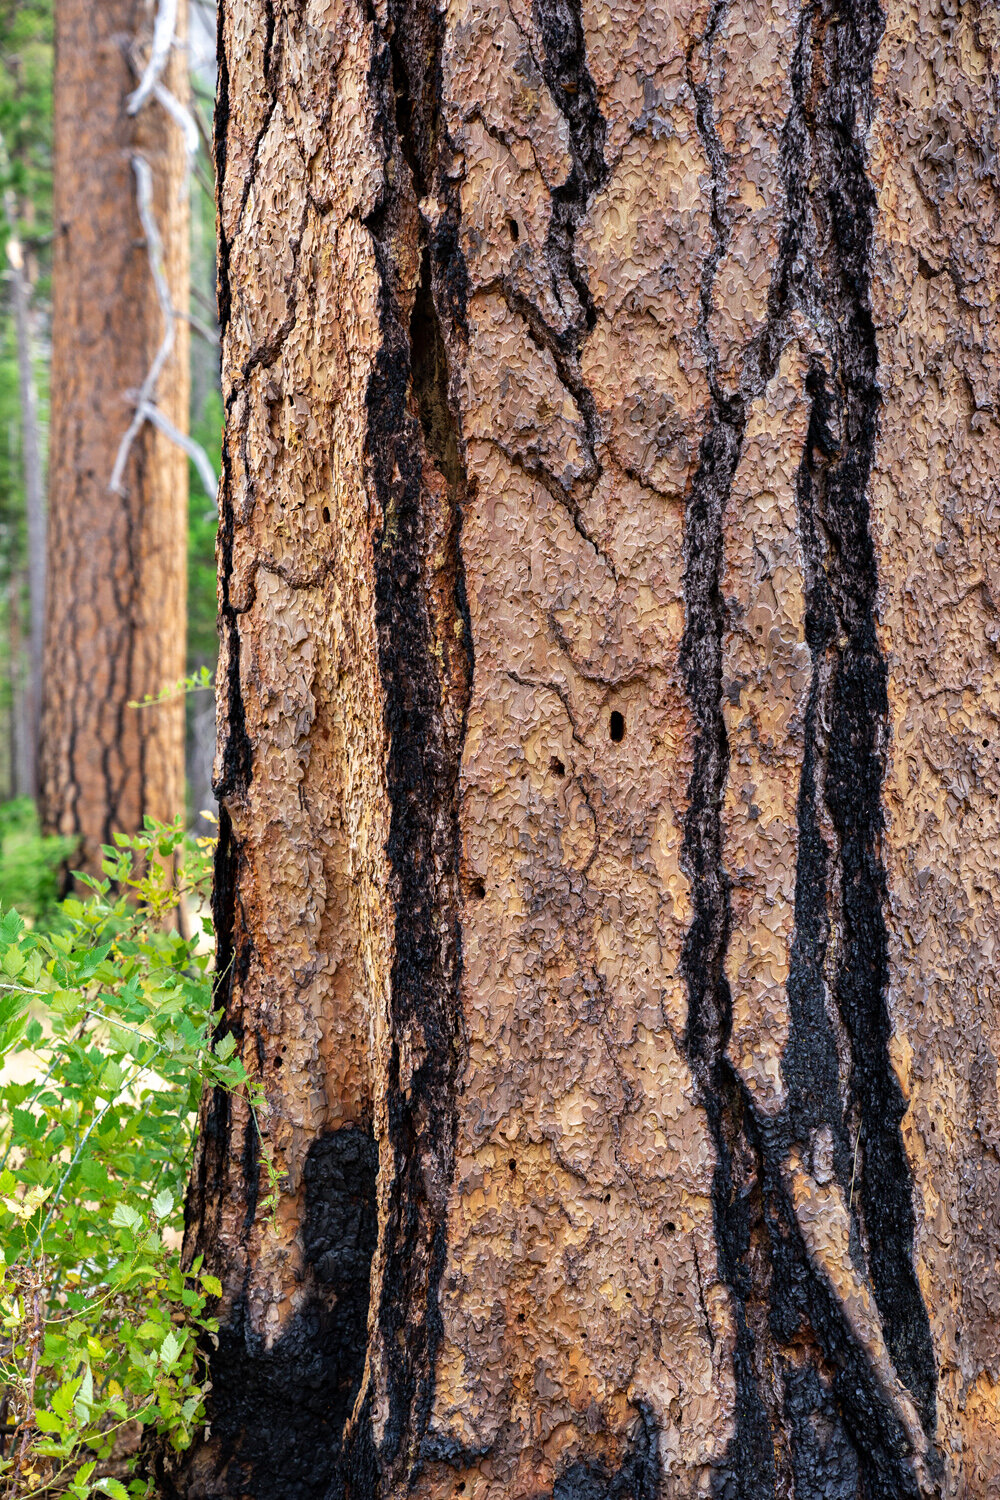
left=6, top=569, right=26, bottom=800
left=40, top=0, right=189, bottom=871
left=175, top=1, right=1000, bottom=1497
left=3, top=171, right=45, bottom=800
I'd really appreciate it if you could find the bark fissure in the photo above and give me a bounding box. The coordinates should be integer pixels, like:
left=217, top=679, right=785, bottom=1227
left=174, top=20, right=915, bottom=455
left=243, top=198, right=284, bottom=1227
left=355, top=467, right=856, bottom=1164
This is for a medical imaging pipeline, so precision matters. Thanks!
left=680, top=0, right=937, bottom=1492
left=791, top=4, right=937, bottom=1433
left=503, top=0, right=610, bottom=561
left=345, top=0, right=475, bottom=1485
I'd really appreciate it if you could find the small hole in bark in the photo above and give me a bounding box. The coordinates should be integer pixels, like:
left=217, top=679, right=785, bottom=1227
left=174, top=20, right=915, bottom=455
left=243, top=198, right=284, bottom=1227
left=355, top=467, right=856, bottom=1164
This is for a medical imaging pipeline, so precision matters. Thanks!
left=517, top=1312, right=526, bottom=1323
left=274, top=1056, right=283, bottom=1069
left=507, top=217, right=520, bottom=242
left=550, top=756, right=565, bottom=776
left=666, top=1221, right=676, bottom=1232
left=509, top=1158, right=517, bottom=1171
left=609, top=710, right=625, bottom=742
left=322, top=505, right=331, bottom=523
left=469, top=876, right=486, bottom=900
left=457, top=1487, right=466, bottom=1495
left=654, top=1257, right=659, bottom=1266
left=604, top=1194, right=611, bottom=1203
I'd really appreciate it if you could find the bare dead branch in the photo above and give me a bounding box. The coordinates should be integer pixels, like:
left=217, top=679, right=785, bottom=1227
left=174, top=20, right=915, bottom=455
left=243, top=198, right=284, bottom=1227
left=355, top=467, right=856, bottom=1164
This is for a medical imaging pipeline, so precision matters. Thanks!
left=126, top=0, right=179, bottom=115
left=140, top=399, right=218, bottom=502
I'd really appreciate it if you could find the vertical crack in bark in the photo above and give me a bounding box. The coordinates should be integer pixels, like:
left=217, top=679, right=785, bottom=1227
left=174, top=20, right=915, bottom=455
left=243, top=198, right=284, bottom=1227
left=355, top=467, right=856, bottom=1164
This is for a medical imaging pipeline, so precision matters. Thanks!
left=532, top=0, right=607, bottom=341
left=348, top=0, right=474, bottom=1487
left=795, top=0, right=937, bottom=1435
left=681, top=4, right=771, bottom=1486
left=680, top=0, right=938, bottom=1493
left=485, top=0, right=613, bottom=569
left=196, top=0, right=256, bottom=1286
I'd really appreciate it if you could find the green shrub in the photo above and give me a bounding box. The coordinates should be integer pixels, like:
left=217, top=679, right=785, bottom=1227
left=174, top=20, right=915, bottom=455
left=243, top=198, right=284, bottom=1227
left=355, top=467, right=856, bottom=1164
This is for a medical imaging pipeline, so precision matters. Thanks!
left=0, top=800, right=76, bottom=925
left=0, top=820, right=266, bottom=1498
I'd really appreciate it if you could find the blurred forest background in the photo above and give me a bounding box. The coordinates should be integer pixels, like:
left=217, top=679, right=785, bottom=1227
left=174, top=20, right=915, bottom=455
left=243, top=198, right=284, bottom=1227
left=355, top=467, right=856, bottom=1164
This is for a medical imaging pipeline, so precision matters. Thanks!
left=0, top=0, right=219, bottom=913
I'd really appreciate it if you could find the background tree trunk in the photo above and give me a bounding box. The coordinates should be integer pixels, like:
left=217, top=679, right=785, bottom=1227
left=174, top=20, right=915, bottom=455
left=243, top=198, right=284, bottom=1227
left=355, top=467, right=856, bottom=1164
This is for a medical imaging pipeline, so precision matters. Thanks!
left=6, top=566, right=26, bottom=800
left=177, top=1, right=1000, bottom=1496
left=40, top=0, right=189, bottom=871
left=3, top=165, right=46, bottom=801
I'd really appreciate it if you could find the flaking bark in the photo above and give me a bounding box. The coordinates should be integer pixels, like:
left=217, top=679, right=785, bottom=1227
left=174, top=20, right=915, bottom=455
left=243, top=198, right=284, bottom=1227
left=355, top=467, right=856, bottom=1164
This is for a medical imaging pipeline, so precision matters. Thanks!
left=177, top=1, right=1000, bottom=1496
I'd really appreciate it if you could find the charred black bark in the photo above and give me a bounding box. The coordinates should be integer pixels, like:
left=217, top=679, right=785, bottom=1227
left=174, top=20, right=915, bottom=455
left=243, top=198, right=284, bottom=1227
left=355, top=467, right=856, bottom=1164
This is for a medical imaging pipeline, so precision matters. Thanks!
left=173, top=1129, right=377, bottom=1500
left=550, top=1403, right=660, bottom=1500
left=343, top=0, right=474, bottom=1488
left=681, top=0, right=937, bottom=1493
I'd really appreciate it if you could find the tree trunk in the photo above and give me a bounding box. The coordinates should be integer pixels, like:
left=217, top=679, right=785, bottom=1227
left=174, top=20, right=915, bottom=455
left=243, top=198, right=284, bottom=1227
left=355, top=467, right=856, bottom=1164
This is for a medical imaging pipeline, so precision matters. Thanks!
left=3, top=169, right=46, bottom=801
left=41, top=0, right=190, bottom=870
left=6, top=568, right=27, bottom=801
left=177, top=1, right=1000, bottom=1495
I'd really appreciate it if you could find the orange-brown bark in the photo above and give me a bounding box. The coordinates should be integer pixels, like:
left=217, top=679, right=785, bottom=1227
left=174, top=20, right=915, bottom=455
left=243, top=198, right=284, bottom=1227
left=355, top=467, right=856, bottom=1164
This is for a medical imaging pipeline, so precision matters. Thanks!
left=177, top=1, right=999, bottom=1496
left=41, top=0, right=190, bottom=870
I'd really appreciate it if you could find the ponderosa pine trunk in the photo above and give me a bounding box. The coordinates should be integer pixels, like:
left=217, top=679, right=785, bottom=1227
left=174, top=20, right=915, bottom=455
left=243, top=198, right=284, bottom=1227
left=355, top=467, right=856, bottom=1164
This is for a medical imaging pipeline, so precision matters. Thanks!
left=176, top=1, right=1000, bottom=1496
left=40, top=0, right=189, bottom=870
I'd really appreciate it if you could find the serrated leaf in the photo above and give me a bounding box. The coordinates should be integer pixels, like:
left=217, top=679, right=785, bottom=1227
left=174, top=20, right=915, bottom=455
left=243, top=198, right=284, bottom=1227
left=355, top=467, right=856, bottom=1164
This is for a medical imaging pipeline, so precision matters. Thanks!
left=97, top=1480, right=130, bottom=1500
left=1, top=946, right=25, bottom=978
left=160, top=1329, right=182, bottom=1368
left=152, top=1188, right=174, bottom=1219
left=110, top=1202, right=142, bottom=1232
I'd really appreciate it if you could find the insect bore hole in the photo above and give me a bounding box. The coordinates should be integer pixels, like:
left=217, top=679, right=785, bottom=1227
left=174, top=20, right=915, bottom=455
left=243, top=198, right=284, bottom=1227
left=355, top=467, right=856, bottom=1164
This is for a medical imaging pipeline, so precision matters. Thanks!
left=507, top=217, right=520, bottom=243
left=609, top=709, right=625, bottom=743
left=550, top=756, right=565, bottom=776
left=322, top=505, right=331, bottom=523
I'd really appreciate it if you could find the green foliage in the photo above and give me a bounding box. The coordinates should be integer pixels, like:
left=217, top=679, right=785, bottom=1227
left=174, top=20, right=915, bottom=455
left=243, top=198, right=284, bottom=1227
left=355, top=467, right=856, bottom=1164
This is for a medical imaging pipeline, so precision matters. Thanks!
left=0, top=799, right=74, bottom=924
left=129, top=666, right=215, bottom=711
left=0, top=0, right=54, bottom=284
left=0, top=821, right=267, bottom=1497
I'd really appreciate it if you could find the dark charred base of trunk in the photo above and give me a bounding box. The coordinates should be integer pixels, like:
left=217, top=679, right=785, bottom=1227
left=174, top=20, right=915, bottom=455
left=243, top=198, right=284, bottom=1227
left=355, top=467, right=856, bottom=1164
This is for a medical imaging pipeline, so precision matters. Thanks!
left=165, top=1130, right=377, bottom=1500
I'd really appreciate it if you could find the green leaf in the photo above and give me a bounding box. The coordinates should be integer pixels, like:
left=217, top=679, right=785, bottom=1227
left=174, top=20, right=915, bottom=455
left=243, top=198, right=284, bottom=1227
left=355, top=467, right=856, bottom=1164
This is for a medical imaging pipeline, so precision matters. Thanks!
left=74, top=1362, right=95, bottom=1418
left=110, top=1202, right=143, bottom=1232
left=1, top=944, right=25, bottom=977
left=51, top=1374, right=83, bottom=1419
left=97, top=1480, right=131, bottom=1500
left=200, top=1273, right=222, bottom=1298
left=34, top=1410, right=64, bottom=1433
left=152, top=1188, right=174, bottom=1219
left=214, top=1032, right=236, bottom=1061
left=159, top=1329, right=182, bottom=1368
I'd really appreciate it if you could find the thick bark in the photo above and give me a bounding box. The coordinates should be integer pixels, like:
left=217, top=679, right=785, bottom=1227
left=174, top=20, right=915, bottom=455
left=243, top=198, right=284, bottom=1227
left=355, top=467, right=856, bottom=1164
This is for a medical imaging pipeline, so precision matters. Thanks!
left=41, top=0, right=190, bottom=869
left=178, top=1, right=999, bottom=1496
